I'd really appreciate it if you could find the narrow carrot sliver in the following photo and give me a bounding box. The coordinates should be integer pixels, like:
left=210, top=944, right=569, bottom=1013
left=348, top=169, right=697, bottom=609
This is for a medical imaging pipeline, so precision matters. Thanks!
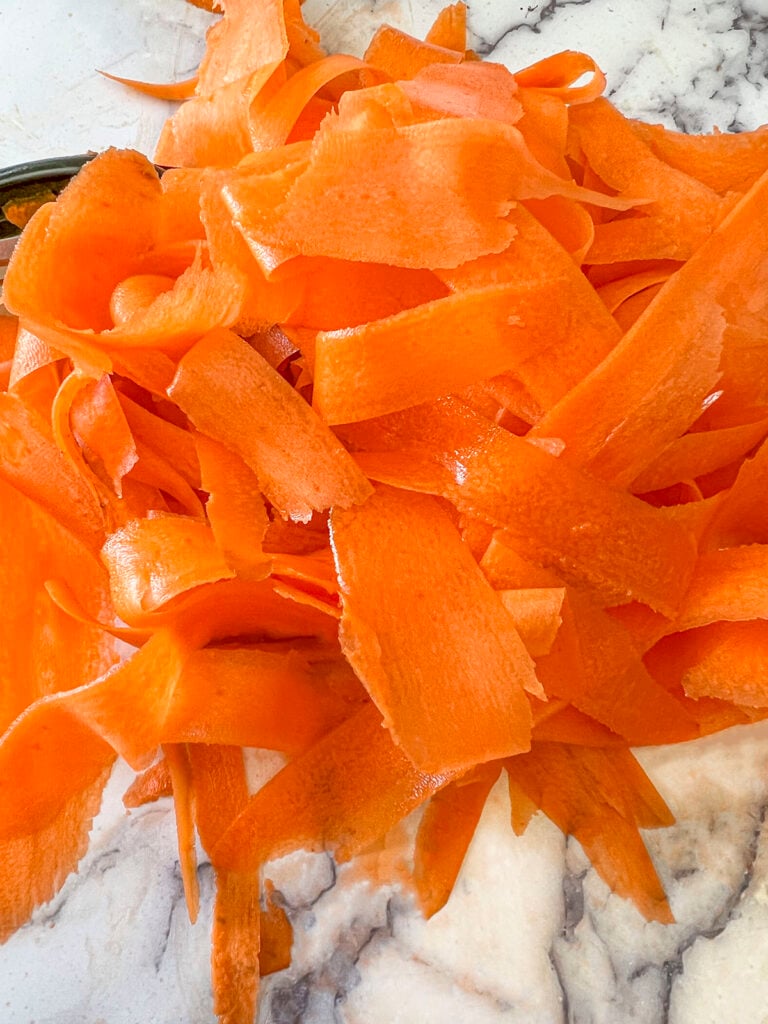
left=259, top=881, right=293, bottom=976
left=413, top=763, right=501, bottom=917
left=514, top=51, right=607, bottom=105
left=424, top=2, right=468, bottom=52
left=69, top=374, right=139, bottom=494
left=523, top=194, right=595, bottom=264
left=127, top=436, right=206, bottom=519
left=505, top=743, right=674, bottom=923
left=497, top=587, right=565, bottom=657
left=195, top=432, right=271, bottom=577
left=44, top=579, right=149, bottom=647
left=595, top=267, right=675, bottom=314
left=209, top=867, right=262, bottom=1024
left=530, top=703, right=622, bottom=747
left=118, top=391, right=201, bottom=489
left=515, top=89, right=570, bottom=177
left=250, top=54, right=376, bottom=151
left=123, top=757, right=173, bottom=807
left=187, top=744, right=262, bottom=1024
left=538, top=589, right=699, bottom=745
left=0, top=316, right=17, bottom=389
left=703, top=438, right=768, bottom=548
left=630, top=416, right=768, bottom=494
left=99, top=70, right=199, bottom=101
left=162, top=742, right=200, bottom=923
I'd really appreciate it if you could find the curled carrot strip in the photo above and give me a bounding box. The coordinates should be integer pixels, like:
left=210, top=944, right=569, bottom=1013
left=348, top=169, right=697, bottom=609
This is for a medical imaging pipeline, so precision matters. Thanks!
left=250, top=54, right=378, bottom=151
left=514, top=51, right=607, bottom=104
left=98, top=70, right=199, bottom=101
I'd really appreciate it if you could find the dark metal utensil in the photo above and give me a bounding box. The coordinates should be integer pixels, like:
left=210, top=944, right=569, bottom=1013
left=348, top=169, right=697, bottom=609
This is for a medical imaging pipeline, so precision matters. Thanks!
left=0, top=154, right=94, bottom=285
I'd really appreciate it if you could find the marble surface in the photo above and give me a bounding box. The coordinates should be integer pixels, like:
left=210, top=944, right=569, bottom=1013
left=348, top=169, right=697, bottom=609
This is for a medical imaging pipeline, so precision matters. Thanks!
left=2, top=2, right=768, bottom=1023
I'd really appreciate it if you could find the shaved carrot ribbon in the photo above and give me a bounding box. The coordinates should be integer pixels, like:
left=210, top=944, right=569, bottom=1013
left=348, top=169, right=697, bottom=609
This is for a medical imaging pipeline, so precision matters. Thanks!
left=98, top=70, right=199, bottom=101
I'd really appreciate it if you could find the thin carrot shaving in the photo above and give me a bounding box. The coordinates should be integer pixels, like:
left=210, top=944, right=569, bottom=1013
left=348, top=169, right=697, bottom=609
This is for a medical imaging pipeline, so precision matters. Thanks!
left=164, top=646, right=360, bottom=750
left=212, top=703, right=461, bottom=872
left=195, top=432, right=271, bottom=576
left=123, top=757, right=173, bottom=807
left=424, top=2, right=468, bottom=53
left=8, top=325, right=61, bottom=393
left=506, top=744, right=673, bottom=922
left=4, top=1, right=768, bottom=1017
left=259, top=881, right=293, bottom=975
left=514, top=51, right=606, bottom=105
left=249, top=54, right=376, bottom=151
left=187, top=744, right=263, bottom=1023
left=99, top=70, right=199, bottom=101
left=162, top=743, right=200, bottom=922
left=69, top=374, right=140, bottom=494
left=413, top=763, right=501, bottom=917
left=101, top=515, right=236, bottom=624
left=331, top=485, right=537, bottom=772
left=169, top=327, right=372, bottom=520
left=363, top=24, right=465, bottom=80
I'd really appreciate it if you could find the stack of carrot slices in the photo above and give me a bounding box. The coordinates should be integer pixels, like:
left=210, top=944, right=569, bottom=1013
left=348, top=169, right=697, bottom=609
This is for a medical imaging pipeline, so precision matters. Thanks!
left=3, top=0, right=768, bottom=1019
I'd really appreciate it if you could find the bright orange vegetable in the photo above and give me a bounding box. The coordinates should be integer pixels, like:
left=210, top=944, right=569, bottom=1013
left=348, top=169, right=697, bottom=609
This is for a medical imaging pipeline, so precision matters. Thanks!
left=99, top=70, right=199, bottom=101
left=331, top=485, right=536, bottom=773
left=506, top=743, right=674, bottom=922
left=4, top=1, right=768, bottom=1019
left=424, top=1, right=468, bottom=52
left=413, top=763, right=502, bottom=917
left=168, top=327, right=372, bottom=519
left=212, top=703, right=460, bottom=871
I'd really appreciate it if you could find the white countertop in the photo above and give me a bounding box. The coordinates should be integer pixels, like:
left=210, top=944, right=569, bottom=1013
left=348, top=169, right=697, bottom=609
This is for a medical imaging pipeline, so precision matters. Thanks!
left=2, top=2, right=768, bottom=1023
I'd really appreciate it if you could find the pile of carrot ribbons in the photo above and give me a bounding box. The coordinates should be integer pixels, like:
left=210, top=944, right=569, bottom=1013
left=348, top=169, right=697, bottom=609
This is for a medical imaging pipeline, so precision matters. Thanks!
left=3, top=0, right=768, bottom=1018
